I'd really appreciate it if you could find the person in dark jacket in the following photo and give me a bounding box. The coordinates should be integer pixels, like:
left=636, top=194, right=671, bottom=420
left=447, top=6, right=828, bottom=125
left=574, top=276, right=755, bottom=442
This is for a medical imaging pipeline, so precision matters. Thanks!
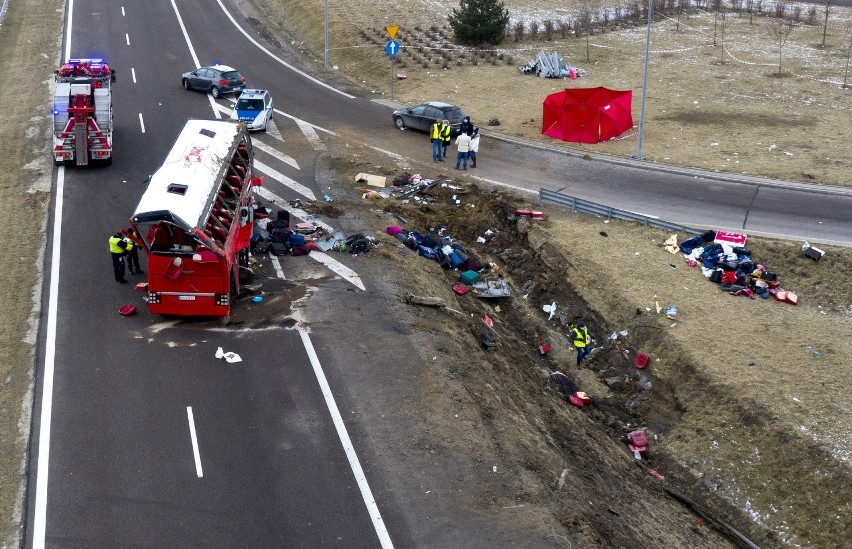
left=460, top=116, right=473, bottom=136
left=123, top=227, right=144, bottom=275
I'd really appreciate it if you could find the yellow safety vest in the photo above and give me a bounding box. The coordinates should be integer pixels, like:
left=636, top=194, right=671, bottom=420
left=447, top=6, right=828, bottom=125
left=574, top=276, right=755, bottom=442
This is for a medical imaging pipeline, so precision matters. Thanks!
left=109, top=235, right=133, bottom=254
left=571, top=326, right=589, bottom=348
left=430, top=123, right=441, bottom=140
left=441, top=123, right=451, bottom=141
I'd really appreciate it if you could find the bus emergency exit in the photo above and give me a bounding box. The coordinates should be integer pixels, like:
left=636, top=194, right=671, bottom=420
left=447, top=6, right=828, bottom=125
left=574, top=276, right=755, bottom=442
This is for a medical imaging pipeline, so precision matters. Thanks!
left=130, top=119, right=263, bottom=316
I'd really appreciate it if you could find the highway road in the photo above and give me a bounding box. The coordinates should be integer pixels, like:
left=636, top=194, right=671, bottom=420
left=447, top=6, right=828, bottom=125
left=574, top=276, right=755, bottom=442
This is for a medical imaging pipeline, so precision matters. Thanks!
left=25, top=0, right=852, bottom=548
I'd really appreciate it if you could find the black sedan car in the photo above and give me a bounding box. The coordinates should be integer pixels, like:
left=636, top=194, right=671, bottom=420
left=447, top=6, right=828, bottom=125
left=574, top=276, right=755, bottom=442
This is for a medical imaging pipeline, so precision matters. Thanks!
left=393, top=101, right=466, bottom=135
left=181, top=64, right=246, bottom=98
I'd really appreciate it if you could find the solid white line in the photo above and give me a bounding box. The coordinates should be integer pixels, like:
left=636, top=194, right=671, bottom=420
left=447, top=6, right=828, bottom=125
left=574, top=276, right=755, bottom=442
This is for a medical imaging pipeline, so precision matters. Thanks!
left=215, top=0, right=354, bottom=99
left=472, top=176, right=538, bottom=195
left=64, top=0, right=73, bottom=62
left=269, top=253, right=285, bottom=279
left=252, top=139, right=299, bottom=170
left=32, top=167, right=65, bottom=549
left=170, top=0, right=199, bottom=68
left=308, top=251, right=366, bottom=291
left=131, top=67, right=136, bottom=84
left=121, top=6, right=125, bottom=16
left=254, top=161, right=316, bottom=200
left=299, top=330, right=392, bottom=548
left=138, top=113, right=145, bottom=134
left=186, top=407, right=203, bottom=478
left=125, top=33, right=130, bottom=46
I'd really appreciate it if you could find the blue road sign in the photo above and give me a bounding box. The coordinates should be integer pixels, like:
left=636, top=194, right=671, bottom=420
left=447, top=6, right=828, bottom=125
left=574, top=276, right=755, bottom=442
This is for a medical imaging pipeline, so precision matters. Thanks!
left=385, top=40, right=400, bottom=57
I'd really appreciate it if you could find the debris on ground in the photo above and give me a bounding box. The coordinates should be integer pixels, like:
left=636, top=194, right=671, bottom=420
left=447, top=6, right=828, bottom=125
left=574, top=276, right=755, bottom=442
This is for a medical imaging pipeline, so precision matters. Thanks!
left=518, top=50, right=588, bottom=79
left=674, top=230, right=799, bottom=304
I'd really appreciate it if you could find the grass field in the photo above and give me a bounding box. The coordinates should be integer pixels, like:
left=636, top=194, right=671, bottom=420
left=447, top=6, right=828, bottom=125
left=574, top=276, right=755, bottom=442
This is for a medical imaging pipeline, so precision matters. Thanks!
left=249, top=0, right=852, bottom=186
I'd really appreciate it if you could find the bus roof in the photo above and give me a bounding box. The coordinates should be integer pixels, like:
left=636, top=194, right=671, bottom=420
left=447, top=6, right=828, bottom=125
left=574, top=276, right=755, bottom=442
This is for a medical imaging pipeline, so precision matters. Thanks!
left=133, top=119, right=244, bottom=230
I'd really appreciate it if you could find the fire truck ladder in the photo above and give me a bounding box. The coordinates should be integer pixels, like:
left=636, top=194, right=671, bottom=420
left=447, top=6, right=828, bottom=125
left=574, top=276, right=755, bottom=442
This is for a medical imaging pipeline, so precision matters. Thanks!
left=75, top=122, right=89, bottom=166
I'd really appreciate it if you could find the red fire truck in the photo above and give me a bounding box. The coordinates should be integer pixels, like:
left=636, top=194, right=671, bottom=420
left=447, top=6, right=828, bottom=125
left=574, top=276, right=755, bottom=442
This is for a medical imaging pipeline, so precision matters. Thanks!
left=130, top=119, right=263, bottom=316
left=53, top=58, right=115, bottom=166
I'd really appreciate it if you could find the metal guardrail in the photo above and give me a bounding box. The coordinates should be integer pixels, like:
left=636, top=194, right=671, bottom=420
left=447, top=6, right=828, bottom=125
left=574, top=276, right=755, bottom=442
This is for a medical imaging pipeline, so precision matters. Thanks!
left=539, top=188, right=703, bottom=236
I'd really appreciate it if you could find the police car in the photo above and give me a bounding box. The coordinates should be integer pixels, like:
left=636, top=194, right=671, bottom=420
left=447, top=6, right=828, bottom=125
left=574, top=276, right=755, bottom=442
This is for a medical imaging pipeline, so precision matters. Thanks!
left=231, top=89, right=273, bottom=131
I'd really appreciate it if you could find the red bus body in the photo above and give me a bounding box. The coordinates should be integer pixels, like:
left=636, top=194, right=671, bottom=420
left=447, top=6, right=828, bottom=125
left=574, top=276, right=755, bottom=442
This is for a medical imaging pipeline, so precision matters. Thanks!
left=130, top=119, right=262, bottom=316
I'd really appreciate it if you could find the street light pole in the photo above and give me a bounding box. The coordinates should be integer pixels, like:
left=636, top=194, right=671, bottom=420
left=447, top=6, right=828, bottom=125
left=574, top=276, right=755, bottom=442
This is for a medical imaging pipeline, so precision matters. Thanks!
left=637, top=0, right=653, bottom=159
left=324, top=0, right=329, bottom=71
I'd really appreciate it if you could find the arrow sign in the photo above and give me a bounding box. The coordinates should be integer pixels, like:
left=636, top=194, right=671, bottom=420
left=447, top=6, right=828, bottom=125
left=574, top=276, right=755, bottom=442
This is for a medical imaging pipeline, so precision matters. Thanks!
left=385, top=40, right=400, bottom=57
left=385, top=25, right=399, bottom=39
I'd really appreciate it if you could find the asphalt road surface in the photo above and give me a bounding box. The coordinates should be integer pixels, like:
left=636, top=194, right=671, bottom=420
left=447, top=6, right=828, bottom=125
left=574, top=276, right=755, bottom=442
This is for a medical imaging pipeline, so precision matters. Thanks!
left=26, top=0, right=852, bottom=548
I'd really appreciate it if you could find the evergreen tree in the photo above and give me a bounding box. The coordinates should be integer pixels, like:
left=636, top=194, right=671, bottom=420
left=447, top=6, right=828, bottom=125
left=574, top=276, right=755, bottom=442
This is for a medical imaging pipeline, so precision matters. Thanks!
left=449, top=0, right=511, bottom=46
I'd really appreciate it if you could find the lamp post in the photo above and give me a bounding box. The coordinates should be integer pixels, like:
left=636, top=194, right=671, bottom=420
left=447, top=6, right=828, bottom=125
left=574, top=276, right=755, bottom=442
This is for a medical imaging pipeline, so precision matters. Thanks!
left=637, top=0, right=653, bottom=159
left=324, top=0, right=329, bottom=71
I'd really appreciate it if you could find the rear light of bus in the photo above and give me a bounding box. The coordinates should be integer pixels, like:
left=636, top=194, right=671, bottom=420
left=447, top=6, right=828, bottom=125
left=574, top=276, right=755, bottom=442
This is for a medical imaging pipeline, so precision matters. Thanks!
left=148, top=292, right=161, bottom=304
left=216, top=294, right=229, bottom=306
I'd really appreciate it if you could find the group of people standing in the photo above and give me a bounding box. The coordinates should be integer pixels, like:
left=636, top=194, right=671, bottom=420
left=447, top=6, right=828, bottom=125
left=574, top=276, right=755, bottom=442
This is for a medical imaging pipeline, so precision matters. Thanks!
left=108, top=228, right=144, bottom=284
left=430, top=116, right=480, bottom=170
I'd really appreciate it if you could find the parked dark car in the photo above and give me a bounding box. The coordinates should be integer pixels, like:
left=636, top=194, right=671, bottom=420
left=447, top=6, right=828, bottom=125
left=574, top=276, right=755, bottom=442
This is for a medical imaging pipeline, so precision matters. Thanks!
left=181, top=65, right=246, bottom=98
left=393, top=102, right=466, bottom=135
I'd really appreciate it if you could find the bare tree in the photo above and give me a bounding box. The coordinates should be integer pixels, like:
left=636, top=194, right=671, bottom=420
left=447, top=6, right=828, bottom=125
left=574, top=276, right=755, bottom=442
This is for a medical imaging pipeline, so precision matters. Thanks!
left=578, top=5, right=594, bottom=62
left=718, top=11, right=728, bottom=63
left=822, top=0, right=831, bottom=48
left=712, top=0, right=723, bottom=46
left=844, top=34, right=852, bottom=88
left=768, top=17, right=794, bottom=75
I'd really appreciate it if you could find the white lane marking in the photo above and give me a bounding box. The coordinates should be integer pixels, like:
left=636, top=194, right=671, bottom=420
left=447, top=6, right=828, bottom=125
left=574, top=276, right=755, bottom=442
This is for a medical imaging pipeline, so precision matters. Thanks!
left=64, top=0, right=74, bottom=62
left=215, top=0, right=354, bottom=99
left=308, top=252, right=366, bottom=291
left=186, top=407, right=203, bottom=478
left=254, top=160, right=316, bottom=201
left=269, top=253, right=285, bottom=279
left=369, top=146, right=411, bottom=170
left=296, top=120, right=325, bottom=150
left=252, top=139, right=299, bottom=170
left=131, top=67, right=136, bottom=84
left=121, top=6, right=125, bottom=16
left=266, top=117, right=282, bottom=141
left=33, top=167, right=65, bottom=549
left=624, top=209, right=660, bottom=219
left=299, top=331, right=392, bottom=548
left=254, top=187, right=333, bottom=232
left=273, top=108, right=336, bottom=136
left=171, top=0, right=199, bottom=67
left=170, top=0, right=221, bottom=118
left=138, top=113, right=145, bottom=134
left=472, top=176, right=538, bottom=195
left=125, top=33, right=130, bottom=46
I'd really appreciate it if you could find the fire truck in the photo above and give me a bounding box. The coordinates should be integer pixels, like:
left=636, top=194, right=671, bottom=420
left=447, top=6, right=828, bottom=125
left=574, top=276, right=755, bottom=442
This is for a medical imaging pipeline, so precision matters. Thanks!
left=52, top=58, right=115, bottom=166
left=130, top=119, right=263, bottom=316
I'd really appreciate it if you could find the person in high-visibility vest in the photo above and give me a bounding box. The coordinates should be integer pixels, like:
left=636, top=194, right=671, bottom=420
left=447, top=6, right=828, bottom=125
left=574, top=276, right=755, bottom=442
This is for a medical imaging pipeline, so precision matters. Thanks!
left=430, top=119, right=443, bottom=162
left=571, top=321, right=591, bottom=365
left=108, top=231, right=133, bottom=283
left=440, top=119, right=452, bottom=159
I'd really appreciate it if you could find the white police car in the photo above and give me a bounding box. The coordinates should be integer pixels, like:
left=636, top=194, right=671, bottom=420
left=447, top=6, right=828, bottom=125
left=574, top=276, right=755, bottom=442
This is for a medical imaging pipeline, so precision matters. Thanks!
left=231, top=89, right=273, bottom=131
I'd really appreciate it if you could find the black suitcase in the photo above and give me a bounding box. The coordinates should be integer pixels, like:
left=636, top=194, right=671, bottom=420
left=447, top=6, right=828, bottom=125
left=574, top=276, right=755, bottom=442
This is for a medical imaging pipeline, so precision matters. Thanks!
left=709, top=269, right=722, bottom=284
left=271, top=241, right=291, bottom=256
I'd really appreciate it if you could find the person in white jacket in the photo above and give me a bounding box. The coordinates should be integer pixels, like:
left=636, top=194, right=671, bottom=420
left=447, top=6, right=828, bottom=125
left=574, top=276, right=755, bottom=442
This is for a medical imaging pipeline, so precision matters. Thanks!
left=454, top=131, right=472, bottom=170
left=468, top=127, right=480, bottom=168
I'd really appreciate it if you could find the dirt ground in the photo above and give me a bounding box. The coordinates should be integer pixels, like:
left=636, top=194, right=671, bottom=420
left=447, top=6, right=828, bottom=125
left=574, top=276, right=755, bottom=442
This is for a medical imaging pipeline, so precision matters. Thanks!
left=306, top=142, right=850, bottom=547
left=249, top=0, right=852, bottom=187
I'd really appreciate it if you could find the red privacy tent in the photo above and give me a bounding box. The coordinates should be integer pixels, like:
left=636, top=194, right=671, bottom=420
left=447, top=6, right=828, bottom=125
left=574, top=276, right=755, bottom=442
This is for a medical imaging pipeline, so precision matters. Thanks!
left=542, top=87, right=633, bottom=144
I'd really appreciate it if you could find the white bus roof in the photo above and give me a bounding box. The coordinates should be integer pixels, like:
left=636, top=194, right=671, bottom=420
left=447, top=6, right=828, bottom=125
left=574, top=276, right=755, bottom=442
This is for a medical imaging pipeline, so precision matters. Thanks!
left=133, top=119, right=244, bottom=229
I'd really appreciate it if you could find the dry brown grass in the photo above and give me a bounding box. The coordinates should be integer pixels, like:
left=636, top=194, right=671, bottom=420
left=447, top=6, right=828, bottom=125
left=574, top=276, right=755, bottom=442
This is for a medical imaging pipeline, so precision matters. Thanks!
left=250, top=0, right=852, bottom=186
left=0, top=0, right=63, bottom=545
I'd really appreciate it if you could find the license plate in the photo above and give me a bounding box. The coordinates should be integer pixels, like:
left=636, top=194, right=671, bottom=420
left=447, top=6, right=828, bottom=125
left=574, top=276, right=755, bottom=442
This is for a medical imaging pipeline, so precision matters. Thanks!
left=178, top=295, right=196, bottom=301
